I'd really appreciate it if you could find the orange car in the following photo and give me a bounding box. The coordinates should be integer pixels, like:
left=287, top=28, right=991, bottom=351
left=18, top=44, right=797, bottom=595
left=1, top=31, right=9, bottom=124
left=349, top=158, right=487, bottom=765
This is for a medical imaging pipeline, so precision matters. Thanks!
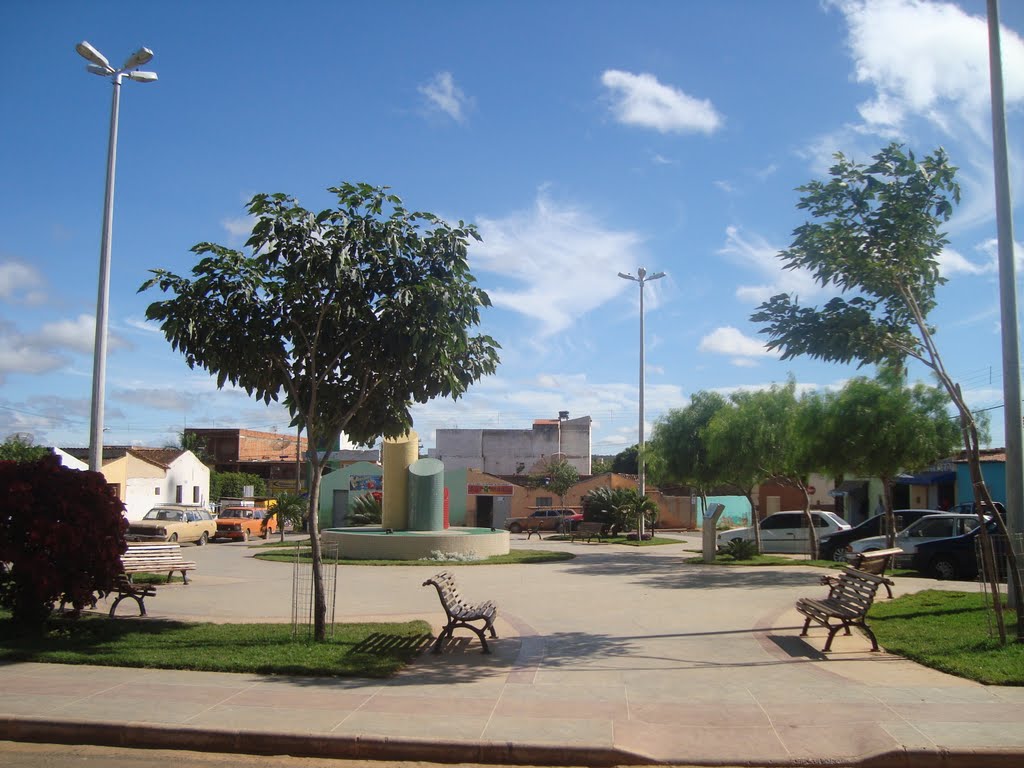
left=215, top=506, right=276, bottom=542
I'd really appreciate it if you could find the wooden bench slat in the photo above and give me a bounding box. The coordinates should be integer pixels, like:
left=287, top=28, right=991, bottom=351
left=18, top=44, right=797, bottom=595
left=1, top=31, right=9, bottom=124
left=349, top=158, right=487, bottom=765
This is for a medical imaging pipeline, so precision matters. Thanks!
left=109, top=543, right=198, bottom=617
left=796, top=567, right=883, bottom=652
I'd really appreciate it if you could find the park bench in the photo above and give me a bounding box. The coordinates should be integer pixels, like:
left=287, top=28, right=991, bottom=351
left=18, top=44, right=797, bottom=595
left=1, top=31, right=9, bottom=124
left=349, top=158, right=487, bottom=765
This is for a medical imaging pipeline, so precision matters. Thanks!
left=121, top=543, right=197, bottom=584
left=525, top=527, right=543, bottom=540
left=570, top=521, right=607, bottom=543
left=108, top=574, right=157, bottom=617
left=821, top=547, right=901, bottom=599
left=108, top=543, right=197, bottom=618
left=796, top=567, right=886, bottom=652
left=422, top=571, right=498, bottom=654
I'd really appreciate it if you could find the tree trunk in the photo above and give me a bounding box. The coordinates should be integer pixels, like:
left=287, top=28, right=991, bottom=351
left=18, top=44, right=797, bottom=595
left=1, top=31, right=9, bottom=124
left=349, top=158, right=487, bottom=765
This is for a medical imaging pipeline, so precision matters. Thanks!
left=306, top=452, right=328, bottom=642
left=800, top=484, right=818, bottom=560
left=881, top=476, right=898, bottom=548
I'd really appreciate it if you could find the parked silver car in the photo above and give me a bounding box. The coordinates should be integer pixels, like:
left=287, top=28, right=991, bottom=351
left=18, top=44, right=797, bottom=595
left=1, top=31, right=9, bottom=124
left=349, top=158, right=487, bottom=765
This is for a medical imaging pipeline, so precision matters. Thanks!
left=846, top=513, right=983, bottom=566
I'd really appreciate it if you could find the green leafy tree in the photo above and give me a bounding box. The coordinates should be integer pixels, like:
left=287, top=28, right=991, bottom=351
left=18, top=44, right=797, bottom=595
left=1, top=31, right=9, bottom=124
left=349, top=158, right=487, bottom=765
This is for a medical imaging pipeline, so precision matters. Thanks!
left=750, top=143, right=1020, bottom=639
left=211, top=472, right=267, bottom=501
left=536, top=458, right=579, bottom=532
left=650, top=391, right=727, bottom=512
left=141, top=182, right=499, bottom=640
left=703, top=394, right=769, bottom=552
left=611, top=445, right=639, bottom=474
left=824, top=370, right=963, bottom=545
left=0, top=435, right=49, bottom=463
left=590, top=456, right=612, bottom=475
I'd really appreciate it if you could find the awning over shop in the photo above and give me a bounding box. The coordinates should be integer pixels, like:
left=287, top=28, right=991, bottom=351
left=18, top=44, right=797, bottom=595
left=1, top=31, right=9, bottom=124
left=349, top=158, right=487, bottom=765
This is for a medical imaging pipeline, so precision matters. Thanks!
left=895, top=470, right=956, bottom=485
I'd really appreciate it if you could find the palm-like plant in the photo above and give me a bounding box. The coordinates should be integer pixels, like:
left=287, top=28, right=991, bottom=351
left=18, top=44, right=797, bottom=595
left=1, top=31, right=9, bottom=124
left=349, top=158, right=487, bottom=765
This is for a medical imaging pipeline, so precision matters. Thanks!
left=269, top=492, right=307, bottom=542
left=346, top=492, right=383, bottom=526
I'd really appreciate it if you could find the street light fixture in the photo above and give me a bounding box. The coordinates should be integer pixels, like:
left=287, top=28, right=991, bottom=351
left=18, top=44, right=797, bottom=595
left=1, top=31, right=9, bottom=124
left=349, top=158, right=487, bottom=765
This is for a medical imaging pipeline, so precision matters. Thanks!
left=76, top=40, right=158, bottom=472
left=618, top=267, right=666, bottom=540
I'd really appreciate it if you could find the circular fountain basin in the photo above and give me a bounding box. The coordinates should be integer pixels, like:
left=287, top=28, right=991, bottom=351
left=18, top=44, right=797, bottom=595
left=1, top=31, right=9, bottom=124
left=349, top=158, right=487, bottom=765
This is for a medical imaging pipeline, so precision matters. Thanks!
left=322, top=526, right=510, bottom=561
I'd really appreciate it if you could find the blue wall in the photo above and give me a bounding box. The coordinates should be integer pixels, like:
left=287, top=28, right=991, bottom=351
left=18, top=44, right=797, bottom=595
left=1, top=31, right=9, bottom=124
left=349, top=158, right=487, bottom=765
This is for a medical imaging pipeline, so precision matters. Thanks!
left=955, top=462, right=1006, bottom=505
left=695, top=496, right=753, bottom=529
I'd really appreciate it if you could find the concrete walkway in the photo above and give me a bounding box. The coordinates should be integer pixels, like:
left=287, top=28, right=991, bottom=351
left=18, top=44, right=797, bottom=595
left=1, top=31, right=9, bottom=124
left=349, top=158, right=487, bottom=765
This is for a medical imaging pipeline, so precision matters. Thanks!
left=1, top=534, right=1022, bottom=766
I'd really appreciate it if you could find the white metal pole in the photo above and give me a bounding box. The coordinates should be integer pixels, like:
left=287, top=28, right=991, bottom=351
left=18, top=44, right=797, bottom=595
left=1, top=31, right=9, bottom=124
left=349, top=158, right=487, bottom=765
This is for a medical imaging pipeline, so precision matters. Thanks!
left=88, top=73, right=122, bottom=472
left=988, top=0, right=1023, bottom=598
left=638, top=275, right=647, bottom=540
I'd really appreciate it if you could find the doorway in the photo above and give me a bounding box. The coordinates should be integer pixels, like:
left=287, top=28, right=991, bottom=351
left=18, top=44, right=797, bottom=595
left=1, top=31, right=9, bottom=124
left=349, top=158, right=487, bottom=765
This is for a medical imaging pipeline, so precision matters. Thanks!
left=476, top=496, right=494, bottom=528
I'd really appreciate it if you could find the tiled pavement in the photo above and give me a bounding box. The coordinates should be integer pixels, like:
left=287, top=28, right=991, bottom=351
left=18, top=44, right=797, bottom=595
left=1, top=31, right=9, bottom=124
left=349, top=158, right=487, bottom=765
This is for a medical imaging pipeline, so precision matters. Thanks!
left=1, top=534, right=1022, bottom=766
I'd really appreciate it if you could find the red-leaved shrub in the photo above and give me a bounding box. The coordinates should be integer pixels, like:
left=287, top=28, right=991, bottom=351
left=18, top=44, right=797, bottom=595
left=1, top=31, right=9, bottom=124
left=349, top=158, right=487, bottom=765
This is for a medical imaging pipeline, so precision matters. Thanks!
left=0, top=455, right=127, bottom=628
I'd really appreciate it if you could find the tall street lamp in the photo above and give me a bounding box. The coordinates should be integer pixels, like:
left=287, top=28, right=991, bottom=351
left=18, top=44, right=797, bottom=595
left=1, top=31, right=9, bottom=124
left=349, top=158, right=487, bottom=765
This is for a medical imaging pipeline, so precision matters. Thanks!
left=76, top=41, right=158, bottom=472
left=618, top=266, right=665, bottom=540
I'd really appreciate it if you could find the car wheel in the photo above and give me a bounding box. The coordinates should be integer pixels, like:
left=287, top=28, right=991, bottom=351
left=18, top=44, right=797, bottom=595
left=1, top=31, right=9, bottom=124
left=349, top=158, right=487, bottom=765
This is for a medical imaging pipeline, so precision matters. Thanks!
left=198, top=532, right=208, bottom=546
left=242, top=530, right=250, bottom=542
left=829, top=548, right=847, bottom=563
left=509, top=523, right=522, bottom=534
left=930, top=556, right=958, bottom=581
left=168, top=533, right=178, bottom=543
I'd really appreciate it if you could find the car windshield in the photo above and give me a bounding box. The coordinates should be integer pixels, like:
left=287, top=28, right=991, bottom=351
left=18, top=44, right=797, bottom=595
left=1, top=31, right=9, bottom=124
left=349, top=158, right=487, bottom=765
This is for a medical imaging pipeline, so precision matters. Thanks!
left=144, top=509, right=183, bottom=522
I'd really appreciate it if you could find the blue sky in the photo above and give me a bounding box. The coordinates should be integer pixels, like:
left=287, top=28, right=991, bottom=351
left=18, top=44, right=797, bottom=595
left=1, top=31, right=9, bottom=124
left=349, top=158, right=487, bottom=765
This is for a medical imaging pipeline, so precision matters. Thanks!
left=2, top=0, right=1023, bottom=456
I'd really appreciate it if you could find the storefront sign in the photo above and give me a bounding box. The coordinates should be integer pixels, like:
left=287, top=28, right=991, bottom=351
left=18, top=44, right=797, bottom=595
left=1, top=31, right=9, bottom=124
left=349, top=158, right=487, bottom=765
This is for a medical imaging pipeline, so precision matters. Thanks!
left=468, top=483, right=514, bottom=495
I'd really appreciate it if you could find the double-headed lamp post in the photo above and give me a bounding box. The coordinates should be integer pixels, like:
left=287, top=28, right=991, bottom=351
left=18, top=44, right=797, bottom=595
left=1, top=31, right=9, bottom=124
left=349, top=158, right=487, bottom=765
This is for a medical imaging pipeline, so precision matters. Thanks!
left=618, top=266, right=665, bottom=540
left=76, top=41, right=157, bottom=472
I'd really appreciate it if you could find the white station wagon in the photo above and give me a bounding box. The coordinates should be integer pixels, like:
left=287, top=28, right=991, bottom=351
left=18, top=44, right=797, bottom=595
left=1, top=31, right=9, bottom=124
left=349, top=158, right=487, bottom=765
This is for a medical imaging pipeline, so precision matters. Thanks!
left=717, top=510, right=851, bottom=554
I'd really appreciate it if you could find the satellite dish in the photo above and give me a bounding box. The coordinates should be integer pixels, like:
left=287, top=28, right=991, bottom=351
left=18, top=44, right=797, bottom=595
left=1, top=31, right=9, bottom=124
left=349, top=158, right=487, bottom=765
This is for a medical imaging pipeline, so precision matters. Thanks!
left=6, top=431, right=35, bottom=444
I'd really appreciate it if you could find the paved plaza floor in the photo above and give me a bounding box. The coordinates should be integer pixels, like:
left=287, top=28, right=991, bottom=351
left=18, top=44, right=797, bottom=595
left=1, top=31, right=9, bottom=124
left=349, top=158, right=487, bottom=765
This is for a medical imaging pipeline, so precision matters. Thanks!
left=1, top=533, right=1022, bottom=767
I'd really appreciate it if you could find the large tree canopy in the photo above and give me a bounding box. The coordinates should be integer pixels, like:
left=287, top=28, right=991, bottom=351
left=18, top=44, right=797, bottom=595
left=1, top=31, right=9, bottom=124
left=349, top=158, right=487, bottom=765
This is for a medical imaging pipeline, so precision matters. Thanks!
left=141, top=182, right=500, bottom=639
left=750, top=143, right=1020, bottom=640
left=141, top=183, right=499, bottom=448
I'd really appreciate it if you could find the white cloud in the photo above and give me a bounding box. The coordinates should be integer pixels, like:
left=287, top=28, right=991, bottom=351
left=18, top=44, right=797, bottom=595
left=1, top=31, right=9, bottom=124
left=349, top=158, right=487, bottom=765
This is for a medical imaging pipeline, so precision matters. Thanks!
left=601, top=70, right=722, bottom=135
left=0, top=260, right=46, bottom=305
left=471, top=191, right=647, bottom=336
left=714, top=180, right=735, bottom=193
left=418, top=71, right=469, bottom=122
left=831, top=0, right=1024, bottom=138
left=221, top=216, right=255, bottom=240
left=0, top=322, right=64, bottom=380
left=698, top=326, right=775, bottom=359
left=937, top=246, right=992, bottom=277
left=976, top=237, right=1024, bottom=272
left=35, top=315, right=100, bottom=354
left=717, top=225, right=820, bottom=303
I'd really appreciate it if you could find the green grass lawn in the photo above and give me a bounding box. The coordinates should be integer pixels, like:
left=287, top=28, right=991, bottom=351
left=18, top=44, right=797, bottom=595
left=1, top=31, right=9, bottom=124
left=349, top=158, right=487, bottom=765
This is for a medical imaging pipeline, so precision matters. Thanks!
left=869, top=590, right=1024, bottom=685
left=0, top=613, right=431, bottom=678
left=254, top=547, right=575, bottom=565
left=543, top=534, right=679, bottom=547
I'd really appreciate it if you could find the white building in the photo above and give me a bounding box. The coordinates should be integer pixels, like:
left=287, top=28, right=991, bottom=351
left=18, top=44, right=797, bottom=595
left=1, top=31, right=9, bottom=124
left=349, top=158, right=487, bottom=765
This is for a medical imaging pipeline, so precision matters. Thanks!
left=60, top=447, right=210, bottom=521
left=431, top=415, right=592, bottom=476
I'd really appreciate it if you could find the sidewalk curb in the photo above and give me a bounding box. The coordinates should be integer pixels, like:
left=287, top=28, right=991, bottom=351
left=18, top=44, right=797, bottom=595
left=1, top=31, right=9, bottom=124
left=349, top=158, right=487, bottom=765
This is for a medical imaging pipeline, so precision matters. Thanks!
left=0, top=716, right=648, bottom=766
left=2, top=716, right=1023, bottom=768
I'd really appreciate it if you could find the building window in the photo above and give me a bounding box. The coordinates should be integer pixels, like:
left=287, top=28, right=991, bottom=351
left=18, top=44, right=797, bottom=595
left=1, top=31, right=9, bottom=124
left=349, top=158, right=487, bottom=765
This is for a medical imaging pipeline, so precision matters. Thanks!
left=193, top=486, right=200, bottom=504
left=536, top=496, right=553, bottom=507
left=175, top=485, right=183, bottom=503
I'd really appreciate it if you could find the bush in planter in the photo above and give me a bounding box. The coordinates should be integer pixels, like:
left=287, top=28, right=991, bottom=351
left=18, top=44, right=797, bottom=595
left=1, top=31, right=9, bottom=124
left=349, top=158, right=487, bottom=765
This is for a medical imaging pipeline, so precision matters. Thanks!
left=0, top=456, right=127, bottom=629
left=724, top=538, right=758, bottom=560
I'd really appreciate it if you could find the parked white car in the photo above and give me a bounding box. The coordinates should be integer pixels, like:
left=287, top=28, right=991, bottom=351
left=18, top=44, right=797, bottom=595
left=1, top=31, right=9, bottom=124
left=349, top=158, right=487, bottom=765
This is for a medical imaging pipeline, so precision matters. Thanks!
left=846, top=513, right=983, bottom=566
left=717, top=510, right=850, bottom=554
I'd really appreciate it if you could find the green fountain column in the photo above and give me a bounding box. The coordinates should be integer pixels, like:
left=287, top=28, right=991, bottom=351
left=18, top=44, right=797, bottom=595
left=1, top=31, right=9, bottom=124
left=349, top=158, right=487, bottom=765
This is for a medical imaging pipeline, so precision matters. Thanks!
left=408, top=458, right=445, bottom=531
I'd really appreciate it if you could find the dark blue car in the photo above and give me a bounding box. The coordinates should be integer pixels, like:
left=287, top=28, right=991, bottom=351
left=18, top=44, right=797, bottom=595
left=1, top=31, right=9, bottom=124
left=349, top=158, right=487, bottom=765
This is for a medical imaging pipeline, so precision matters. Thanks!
left=910, top=518, right=1003, bottom=580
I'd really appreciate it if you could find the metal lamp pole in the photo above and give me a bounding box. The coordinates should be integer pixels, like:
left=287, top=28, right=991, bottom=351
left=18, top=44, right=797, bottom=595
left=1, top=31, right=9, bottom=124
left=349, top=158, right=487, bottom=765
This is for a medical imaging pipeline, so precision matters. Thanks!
left=618, top=267, right=665, bottom=540
left=76, top=41, right=157, bottom=471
